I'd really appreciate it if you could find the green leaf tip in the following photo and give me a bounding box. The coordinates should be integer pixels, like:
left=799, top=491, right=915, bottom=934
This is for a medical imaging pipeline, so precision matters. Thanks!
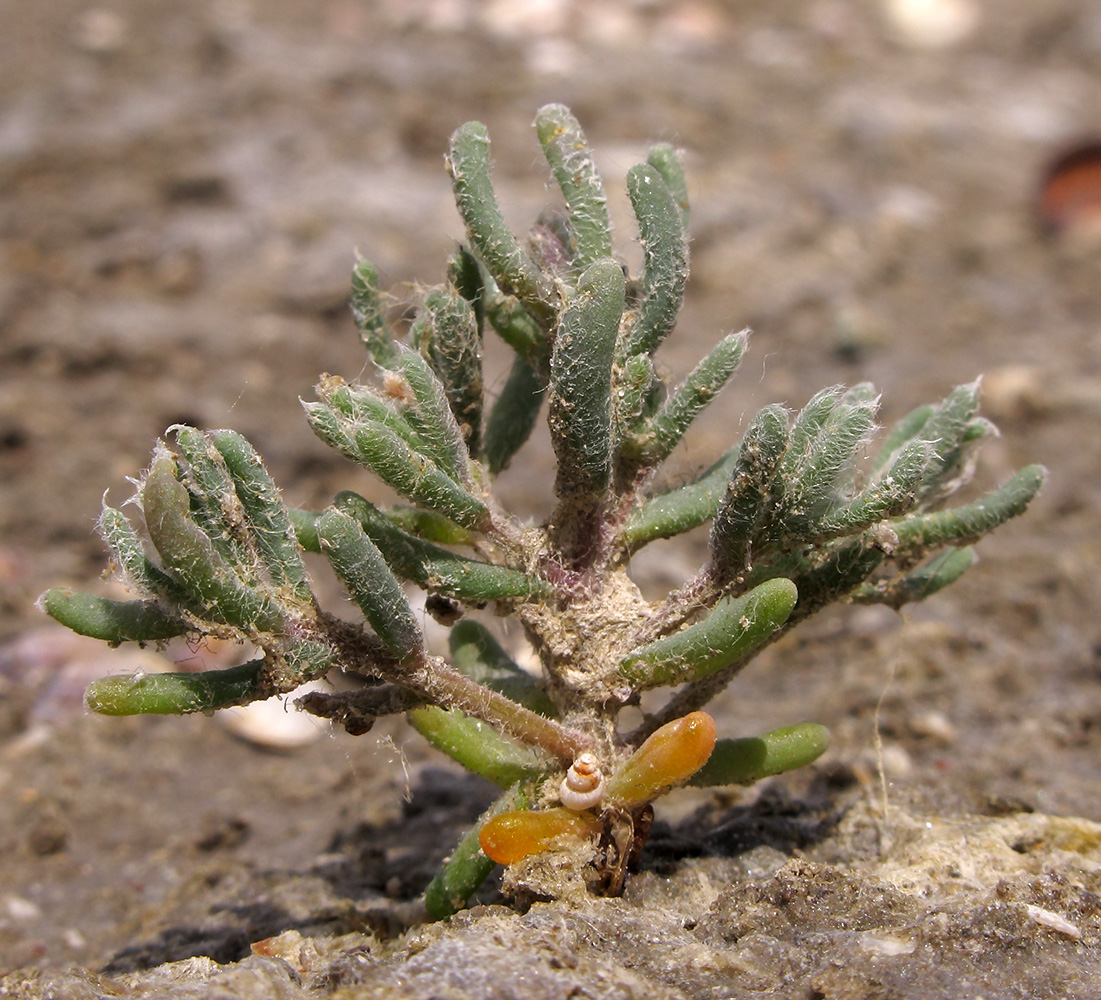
left=548, top=257, right=625, bottom=501
left=351, top=256, right=400, bottom=368
left=315, top=506, right=423, bottom=662
left=645, top=143, right=690, bottom=229
left=631, top=329, right=747, bottom=470
left=415, top=284, right=484, bottom=455
left=39, top=589, right=186, bottom=644
left=142, top=456, right=285, bottom=633
left=350, top=419, right=491, bottom=532
left=534, top=104, right=613, bottom=272
left=85, top=660, right=267, bottom=715
left=423, top=784, right=529, bottom=920
left=690, top=723, right=830, bottom=787
left=211, top=429, right=313, bottom=602
left=623, top=161, right=688, bottom=358
left=709, top=402, right=790, bottom=576
left=773, top=386, right=879, bottom=540
left=619, top=577, right=798, bottom=689
left=408, top=706, right=549, bottom=789
left=483, top=356, right=544, bottom=476
left=447, top=121, right=553, bottom=324
left=893, top=463, right=1046, bottom=555
left=97, top=502, right=182, bottom=600
left=392, top=346, right=473, bottom=486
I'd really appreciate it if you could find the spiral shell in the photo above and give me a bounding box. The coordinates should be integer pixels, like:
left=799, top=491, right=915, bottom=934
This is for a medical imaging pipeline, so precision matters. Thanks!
left=559, top=752, right=606, bottom=811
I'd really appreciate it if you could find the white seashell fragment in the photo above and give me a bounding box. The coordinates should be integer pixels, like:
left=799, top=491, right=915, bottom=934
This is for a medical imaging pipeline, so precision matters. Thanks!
left=1026, top=904, right=1082, bottom=940
left=883, top=0, right=977, bottom=49
left=858, top=932, right=917, bottom=957
left=216, top=680, right=329, bottom=751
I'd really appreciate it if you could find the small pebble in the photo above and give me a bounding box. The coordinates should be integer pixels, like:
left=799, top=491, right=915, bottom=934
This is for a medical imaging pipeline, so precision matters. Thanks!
left=71, top=9, right=128, bottom=53
left=479, top=0, right=569, bottom=39
left=5, top=894, right=42, bottom=922
left=909, top=710, right=957, bottom=745
left=981, top=365, right=1047, bottom=422
left=879, top=743, right=914, bottom=779
left=251, top=929, right=325, bottom=974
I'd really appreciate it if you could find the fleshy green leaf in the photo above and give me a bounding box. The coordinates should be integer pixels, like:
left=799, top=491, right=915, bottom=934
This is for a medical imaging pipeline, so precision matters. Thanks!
left=753, top=537, right=885, bottom=624
left=447, top=121, right=553, bottom=325
left=622, top=162, right=688, bottom=359
left=350, top=420, right=491, bottom=531
left=334, top=492, right=550, bottom=602
left=807, top=439, right=927, bottom=542
left=484, top=356, right=545, bottom=476
left=534, top=104, right=613, bottom=273
left=142, top=457, right=284, bottom=632
left=484, top=289, right=548, bottom=372
left=630, top=330, right=747, bottom=470
left=382, top=506, right=477, bottom=547
left=351, top=257, right=400, bottom=368
left=173, top=425, right=249, bottom=570
left=98, top=503, right=188, bottom=603
left=690, top=723, right=830, bottom=787
left=771, top=385, right=878, bottom=540
left=447, top=244, right=486, bottom=333
left=709, top=403, right=789, bottom=575
left=394, top=347, right=473, bottom=486
left=39, top=589, right=186, bottom=643
left=85, top=660, right=267, bottom=715
left=423, top=784, right=530, bottom=920
left=619, top=578, right=798, bottom=689
left=646, top=143, right=690, bottom=230
left=416, top=286, right=484, bottom=454
left=315, top=506, right=422, bottom=662
left=870, top=403, right=934, bottom=478
left=613, top=353, right=656, bottom=445
left=548, top=257, right=625, bottom=501
left=408, top=705, right=549, bottom=789
left=620, top=447, right=740, bottom=552
left=316, top=377, right=427, bottom=453
left=449, top=620, right=556, bottom=716
left=893, top=465, right=1046, bottom=555
left=212, top=429, right=313, bottom=602
left=288, top=508, right=321, bottom=553
left=906, top=381, right=985, bottom=508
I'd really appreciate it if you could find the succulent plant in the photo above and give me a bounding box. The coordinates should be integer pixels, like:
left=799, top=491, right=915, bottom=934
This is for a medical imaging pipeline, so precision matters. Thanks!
left=41, top=105, right=1044, bottom=919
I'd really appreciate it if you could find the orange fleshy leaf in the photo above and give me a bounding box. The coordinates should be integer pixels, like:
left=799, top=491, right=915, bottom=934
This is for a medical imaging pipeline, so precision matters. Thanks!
left=478, top=807, right=602, bottom=865
left=605, top=711, right=717, bottom=808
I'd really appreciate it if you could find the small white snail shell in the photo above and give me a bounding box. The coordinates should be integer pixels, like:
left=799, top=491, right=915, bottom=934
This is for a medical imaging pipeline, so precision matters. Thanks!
left=559, top=752, right=606, bottom=812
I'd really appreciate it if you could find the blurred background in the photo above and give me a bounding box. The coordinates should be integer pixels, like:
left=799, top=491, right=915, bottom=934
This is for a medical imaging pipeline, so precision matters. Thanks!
left=1, top=0, right=1100, bottom=973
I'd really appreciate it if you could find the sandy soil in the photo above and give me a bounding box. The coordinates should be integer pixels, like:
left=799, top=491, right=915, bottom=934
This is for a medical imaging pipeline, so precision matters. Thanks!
left=2, top=1, right=1100, bottom=996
